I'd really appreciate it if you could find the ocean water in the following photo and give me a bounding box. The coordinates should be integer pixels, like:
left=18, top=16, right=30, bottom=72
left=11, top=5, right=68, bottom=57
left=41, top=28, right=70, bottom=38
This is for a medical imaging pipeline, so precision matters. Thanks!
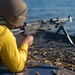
left=24, top=0, right=75, bottom=35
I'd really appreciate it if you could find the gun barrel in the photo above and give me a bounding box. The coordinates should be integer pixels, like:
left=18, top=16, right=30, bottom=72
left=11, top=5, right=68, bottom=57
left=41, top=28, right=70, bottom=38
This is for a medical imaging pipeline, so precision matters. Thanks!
left=55, top=17, right=72, bottom=24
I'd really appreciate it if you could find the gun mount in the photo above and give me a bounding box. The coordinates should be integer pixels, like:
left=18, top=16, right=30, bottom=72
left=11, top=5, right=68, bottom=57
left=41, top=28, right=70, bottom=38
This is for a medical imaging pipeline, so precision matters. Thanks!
left=11, top=15, right=75, bottom=46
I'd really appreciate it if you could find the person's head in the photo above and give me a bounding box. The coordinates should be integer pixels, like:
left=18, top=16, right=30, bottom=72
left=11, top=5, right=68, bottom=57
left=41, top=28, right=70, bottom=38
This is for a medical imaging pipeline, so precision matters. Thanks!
left=0, top=0, right=27, bottom=28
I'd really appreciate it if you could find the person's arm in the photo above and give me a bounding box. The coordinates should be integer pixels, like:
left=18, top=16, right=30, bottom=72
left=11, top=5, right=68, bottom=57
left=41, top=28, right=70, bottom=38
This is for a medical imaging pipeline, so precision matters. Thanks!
left=0, top=28, right=33, bottom=72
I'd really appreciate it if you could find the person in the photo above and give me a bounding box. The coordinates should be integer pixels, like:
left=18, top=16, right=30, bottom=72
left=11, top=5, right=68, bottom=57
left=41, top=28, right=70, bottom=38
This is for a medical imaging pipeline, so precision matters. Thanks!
left=0, top=0, right=33, bottom=75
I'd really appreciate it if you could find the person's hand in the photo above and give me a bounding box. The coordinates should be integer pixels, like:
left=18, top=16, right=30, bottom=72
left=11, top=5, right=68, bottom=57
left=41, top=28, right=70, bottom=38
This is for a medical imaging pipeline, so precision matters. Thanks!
left=22, top=36, right=34, bottom=46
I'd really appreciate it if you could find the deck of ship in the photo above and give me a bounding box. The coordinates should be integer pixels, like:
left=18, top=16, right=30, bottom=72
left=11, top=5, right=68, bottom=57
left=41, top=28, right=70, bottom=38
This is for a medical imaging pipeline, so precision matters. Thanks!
left=15, top=31, right=75, bottom=72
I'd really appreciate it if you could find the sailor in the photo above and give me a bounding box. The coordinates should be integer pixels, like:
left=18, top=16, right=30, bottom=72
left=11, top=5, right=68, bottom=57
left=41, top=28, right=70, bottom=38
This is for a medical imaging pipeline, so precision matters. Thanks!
left=0, top=0, right=33, bottom=75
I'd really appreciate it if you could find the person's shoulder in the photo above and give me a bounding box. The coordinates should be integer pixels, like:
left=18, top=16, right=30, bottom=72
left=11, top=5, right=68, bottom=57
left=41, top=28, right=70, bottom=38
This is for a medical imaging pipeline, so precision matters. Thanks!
left=0, top=25, right=15, bottom=40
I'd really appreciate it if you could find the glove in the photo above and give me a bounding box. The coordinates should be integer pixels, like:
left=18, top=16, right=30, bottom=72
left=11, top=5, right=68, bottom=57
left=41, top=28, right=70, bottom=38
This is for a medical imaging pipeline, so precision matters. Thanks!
left=22, top=36, right=33, bottom=46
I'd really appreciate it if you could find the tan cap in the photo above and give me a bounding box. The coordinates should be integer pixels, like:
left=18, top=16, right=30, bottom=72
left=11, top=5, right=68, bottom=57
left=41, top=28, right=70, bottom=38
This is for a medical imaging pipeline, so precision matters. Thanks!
left=0, top=0, right=27, bottom=27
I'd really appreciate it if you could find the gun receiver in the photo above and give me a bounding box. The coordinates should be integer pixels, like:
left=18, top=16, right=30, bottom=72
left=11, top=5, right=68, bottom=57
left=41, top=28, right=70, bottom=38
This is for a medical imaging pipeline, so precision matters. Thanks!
left=11, top=15, right=75, bottom=46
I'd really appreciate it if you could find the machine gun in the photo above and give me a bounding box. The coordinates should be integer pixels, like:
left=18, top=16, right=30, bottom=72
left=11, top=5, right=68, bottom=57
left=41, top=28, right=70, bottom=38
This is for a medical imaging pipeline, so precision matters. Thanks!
left=11, top=15, right=75, bottom=46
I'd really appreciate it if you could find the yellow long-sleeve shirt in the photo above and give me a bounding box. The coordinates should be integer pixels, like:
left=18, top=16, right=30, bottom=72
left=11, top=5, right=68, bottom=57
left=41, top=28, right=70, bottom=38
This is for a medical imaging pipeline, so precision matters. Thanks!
left=0, top=25, right=28, bottom=72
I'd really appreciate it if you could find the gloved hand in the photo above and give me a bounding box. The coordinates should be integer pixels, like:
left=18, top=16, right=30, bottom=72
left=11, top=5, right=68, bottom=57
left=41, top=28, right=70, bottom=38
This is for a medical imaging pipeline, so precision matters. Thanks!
left=22, top=36, right=34, bottom=46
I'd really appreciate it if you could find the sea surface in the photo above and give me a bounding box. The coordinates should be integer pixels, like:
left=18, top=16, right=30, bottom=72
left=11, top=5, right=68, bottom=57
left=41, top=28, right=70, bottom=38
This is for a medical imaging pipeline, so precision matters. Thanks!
left=24, top=0, right=75, bottom=35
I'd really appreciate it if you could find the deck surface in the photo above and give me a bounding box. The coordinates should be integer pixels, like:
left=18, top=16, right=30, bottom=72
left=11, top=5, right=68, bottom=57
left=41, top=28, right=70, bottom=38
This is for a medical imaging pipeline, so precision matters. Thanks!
left=15, top=31, right=75, bottom=72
